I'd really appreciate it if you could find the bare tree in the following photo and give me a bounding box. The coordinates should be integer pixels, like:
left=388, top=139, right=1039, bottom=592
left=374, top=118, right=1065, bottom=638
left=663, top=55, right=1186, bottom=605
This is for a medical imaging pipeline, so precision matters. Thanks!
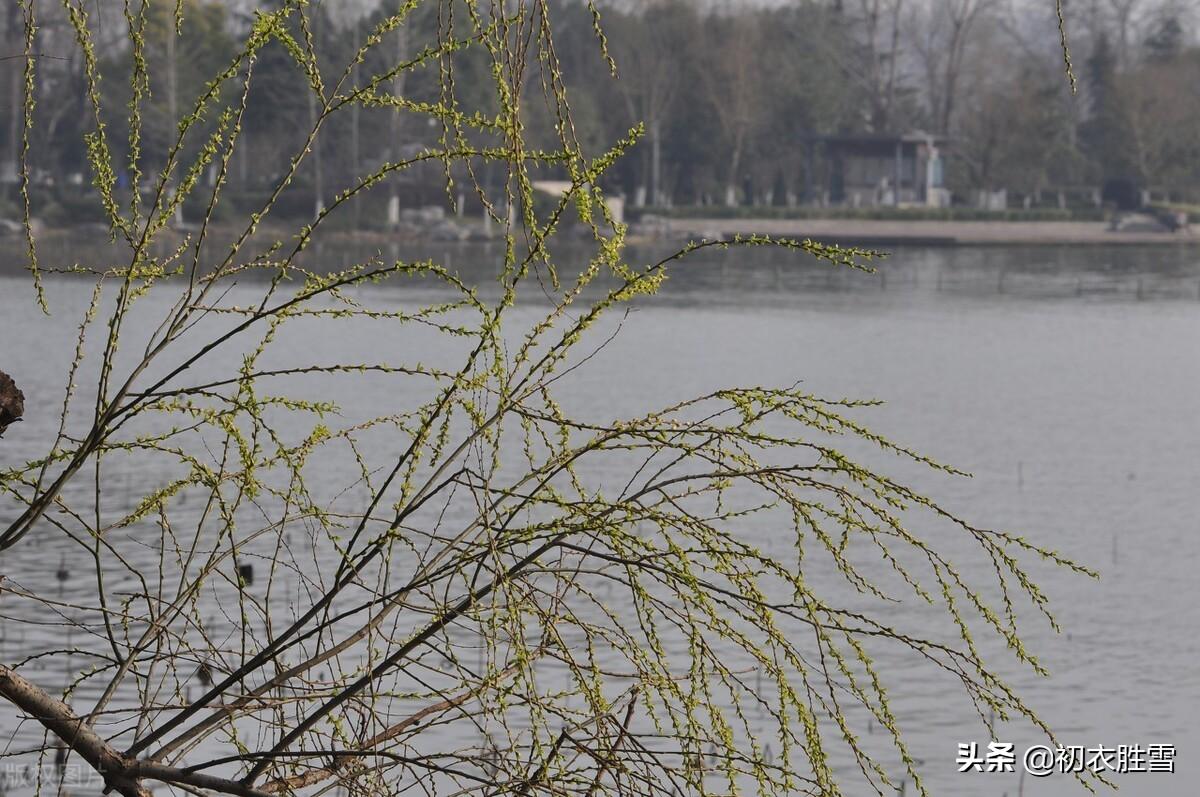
left=387, top=6, right=409, bottom=227
left=839, top=0, right=907, bottom=133
left=608, top=1, right=692, bottom=207
left=3, top=1, right=20, bottom=192
left=697, top=6, right=765, bottom=206
left=909, top=0, right=989, bottom=134
left=1108, top=0, right=1145, bottom=64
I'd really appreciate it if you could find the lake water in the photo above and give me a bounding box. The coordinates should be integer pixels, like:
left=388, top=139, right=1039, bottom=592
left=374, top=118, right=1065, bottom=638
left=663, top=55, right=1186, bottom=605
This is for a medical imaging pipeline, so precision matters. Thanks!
left=0, top=237, right=1197, bottom=797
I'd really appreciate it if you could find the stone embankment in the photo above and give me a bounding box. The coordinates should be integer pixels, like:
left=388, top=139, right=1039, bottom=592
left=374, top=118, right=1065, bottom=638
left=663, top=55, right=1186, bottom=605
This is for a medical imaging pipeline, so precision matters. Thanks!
left=634, top=213, right=1196, bottom=247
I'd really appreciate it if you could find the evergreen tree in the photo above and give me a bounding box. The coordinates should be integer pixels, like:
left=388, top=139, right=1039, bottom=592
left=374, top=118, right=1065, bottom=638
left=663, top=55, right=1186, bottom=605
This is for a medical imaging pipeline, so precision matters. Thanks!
left=1081, top=33, right=1139, bottom=199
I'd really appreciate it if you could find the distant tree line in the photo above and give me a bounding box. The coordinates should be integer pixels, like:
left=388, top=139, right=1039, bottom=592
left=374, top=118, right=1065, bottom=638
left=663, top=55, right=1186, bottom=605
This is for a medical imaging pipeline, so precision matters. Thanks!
left=4, top=0, right=1200, bottom=223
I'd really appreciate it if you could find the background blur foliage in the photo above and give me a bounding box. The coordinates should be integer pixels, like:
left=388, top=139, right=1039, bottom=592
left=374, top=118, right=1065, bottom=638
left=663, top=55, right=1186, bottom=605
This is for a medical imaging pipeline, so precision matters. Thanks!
left=8, top=0, right=1200, bottom=219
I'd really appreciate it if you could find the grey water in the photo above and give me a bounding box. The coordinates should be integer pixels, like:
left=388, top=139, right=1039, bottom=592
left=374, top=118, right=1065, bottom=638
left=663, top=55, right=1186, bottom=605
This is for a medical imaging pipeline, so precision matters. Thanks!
left=1, top=237, right=1198, bottom=797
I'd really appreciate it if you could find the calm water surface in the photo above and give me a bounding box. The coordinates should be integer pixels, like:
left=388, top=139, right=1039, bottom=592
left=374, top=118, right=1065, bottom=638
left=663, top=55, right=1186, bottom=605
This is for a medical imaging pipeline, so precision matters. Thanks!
left=1, top=238, right=1198, bottom=796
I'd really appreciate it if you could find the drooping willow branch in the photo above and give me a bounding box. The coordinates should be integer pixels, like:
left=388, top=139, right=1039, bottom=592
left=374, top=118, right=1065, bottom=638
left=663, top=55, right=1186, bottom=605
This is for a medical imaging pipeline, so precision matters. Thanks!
left=0, top=2, right=1097, bottom=797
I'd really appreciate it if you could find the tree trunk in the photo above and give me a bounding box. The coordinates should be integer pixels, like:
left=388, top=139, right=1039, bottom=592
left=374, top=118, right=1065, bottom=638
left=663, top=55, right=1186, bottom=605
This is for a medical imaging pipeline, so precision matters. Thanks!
left=725, top=135, right=744, bottom=207
left=650, top=117, right=661, bottom=206
left=167, top=22, right=182, bottom=226
left=388, top=18, right=409, bottom=228
left=6, top=3, right=21, bottom=198
left=308, top=88, right=324, bottom=217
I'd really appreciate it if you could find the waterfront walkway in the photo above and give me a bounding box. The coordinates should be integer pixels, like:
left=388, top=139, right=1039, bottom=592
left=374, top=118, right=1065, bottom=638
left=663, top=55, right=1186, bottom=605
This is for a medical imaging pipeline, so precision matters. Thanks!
left=649, top=217, right=1198, bottom=246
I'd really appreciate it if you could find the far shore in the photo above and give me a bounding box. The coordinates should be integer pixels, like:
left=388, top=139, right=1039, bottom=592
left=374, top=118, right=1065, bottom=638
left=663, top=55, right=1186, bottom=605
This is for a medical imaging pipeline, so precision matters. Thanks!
left=636, top=217, right=1200, bottom=247
left=5, top=216, right=1199, bottom=259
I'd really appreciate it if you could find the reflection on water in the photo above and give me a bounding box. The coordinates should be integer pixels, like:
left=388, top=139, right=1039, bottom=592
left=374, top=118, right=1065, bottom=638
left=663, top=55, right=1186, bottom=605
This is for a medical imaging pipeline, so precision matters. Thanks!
left=1, top=238, right=1198, bottom=797
left=9, top=231, right=1200, bottom=303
